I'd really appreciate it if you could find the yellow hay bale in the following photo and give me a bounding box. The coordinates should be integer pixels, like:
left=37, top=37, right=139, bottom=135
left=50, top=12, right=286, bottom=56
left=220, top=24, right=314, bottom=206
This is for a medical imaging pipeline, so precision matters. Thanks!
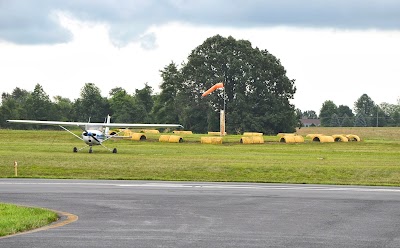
left=346, top=134, right=361, bottom=142
left=332, top=135, right=348, bottom=142
left=208, top=131, right=226, bottom=136
left=240, top=136, right=264, bottom=144
left=279, top=135, right=304, bottom=143
left=240, top=137, right=252, bottom=144
left=159, top=135, right=170, bottom=142
left=277, top=133, right=296, bottom=137
left=252, top=136, right=264, bottom=144
left=312, top=135, right=334, bottom=143
left=119, top=130, right=132, bottom=138
left=306, top=134, right=324, bottom=138
left=130, top=133, right=147, bottom=141
left=141, top=129, right=160, bottom=134
left=169, top=135, right=183, bottom=143
left=108, top=129, right=120, bottom=136
left=173, top=130, right=193, bottom=135
left=294, top=136, right=305, bottom=143
left=201, top=137, right=223, bottom=144
left=159, top=135, right=183, bottom=143
left=243, top=132, right=263, bottom=136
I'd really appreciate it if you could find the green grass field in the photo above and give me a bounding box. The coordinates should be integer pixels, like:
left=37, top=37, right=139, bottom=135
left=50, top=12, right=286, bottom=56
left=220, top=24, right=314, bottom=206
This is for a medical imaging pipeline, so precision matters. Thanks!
left=0, top=127, right=400, bottom=186
left=0, top=203, right=58, bottom=237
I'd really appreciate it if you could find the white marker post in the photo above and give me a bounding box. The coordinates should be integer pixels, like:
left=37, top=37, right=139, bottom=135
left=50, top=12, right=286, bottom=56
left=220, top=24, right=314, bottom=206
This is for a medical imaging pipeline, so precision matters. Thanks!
left=14, top=161, right=18, bottom=177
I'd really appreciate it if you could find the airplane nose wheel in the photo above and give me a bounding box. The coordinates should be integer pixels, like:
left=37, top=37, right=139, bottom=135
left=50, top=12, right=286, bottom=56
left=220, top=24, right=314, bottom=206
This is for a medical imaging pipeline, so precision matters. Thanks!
left=89, top=147, right=93, bottom=153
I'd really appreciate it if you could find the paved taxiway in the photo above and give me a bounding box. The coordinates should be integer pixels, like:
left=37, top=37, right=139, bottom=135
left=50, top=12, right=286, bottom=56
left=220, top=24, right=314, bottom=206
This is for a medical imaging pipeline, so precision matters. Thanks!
left=1, top=179, right=400, bottom=247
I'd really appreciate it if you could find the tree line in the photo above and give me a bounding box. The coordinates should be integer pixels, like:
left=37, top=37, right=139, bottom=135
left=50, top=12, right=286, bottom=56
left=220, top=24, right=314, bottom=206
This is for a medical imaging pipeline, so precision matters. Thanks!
left=0, top=35, right=297, bottom=134
left=2, top=35, right=398, bottom=132
left=299, top=94, right=400, bottom=127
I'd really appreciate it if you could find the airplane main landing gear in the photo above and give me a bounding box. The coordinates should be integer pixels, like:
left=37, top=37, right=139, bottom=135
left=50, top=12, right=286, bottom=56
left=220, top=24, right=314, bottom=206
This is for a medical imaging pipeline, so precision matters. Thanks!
left=73, top=147, right=78, bottom=153
left=112, top=148, right=117, bottom=153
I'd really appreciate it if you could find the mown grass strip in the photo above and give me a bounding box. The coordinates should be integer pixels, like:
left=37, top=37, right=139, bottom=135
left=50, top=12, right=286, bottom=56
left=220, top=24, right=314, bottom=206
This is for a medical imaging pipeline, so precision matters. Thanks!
left=0, top=203, right=58, bottom=237
left=1, top=128, right=400, bottom=186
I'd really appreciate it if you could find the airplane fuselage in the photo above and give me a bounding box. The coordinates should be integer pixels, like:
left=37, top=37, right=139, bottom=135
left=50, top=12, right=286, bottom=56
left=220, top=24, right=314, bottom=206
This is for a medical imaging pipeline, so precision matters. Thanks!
left=82, top=130, right=105, bottom=146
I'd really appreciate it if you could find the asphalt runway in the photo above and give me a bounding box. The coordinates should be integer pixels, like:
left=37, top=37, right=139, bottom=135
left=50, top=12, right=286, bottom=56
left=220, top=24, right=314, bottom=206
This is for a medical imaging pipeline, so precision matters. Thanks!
left=1, top=179, right=400, bottom=248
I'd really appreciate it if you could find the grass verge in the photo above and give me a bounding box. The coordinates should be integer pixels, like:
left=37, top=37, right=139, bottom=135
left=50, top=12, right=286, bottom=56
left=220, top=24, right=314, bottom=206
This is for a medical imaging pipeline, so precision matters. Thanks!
left=0, top=203, right=58, bottom=237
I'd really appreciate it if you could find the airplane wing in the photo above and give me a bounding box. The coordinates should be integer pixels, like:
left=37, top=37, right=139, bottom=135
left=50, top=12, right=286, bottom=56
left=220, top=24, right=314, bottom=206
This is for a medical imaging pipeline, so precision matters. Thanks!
left=6, top=120, right=183, bottom=129
left=7, top=120, right=89, bottom=127
left=99, top=123, right=183, bottom=128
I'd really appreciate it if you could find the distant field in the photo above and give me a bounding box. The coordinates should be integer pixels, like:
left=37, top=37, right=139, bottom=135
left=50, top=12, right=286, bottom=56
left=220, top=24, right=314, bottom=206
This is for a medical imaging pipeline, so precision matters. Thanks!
left=0, top=128, right=399, bottom=186
left=296, top=127, right=400, bottom=141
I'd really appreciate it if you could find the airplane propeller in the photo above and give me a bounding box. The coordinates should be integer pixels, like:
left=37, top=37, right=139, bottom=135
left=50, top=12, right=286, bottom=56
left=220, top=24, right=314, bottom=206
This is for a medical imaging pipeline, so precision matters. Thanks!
left=86, top=131, right=100, bottom=143
left=80, top=126, right=101, bottom=143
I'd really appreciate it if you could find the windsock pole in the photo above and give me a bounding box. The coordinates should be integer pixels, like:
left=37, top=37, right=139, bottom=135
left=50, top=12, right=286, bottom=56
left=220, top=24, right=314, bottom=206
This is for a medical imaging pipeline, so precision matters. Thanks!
left=220, top=86, right=226, bottom=136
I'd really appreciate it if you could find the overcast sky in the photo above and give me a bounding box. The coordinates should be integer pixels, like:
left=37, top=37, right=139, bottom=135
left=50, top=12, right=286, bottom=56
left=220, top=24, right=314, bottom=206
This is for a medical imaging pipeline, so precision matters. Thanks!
left=1, top=0, right=399, bottom=112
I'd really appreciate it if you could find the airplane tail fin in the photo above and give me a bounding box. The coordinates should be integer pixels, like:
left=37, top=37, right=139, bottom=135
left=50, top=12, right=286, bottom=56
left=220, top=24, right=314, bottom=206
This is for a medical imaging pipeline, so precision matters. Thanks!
left=105, top=115, right=111, bottom=135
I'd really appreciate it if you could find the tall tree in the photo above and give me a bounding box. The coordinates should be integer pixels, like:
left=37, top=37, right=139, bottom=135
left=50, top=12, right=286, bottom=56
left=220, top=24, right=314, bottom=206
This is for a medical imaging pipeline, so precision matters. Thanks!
left=392, top=111, right=400, bottom=126
left=73, top=83, right=109, bottom=122
left=354, top=94, right=375, bottom=126
left=0, top=88, right=30, bottom=127
left=302, top=110, right=318, bottom=119
left=354, top=113, right=367, bottom=127
left=152, top=62, right=183, bottom=124
left=330, top=113, right=341, bottom=127
left=180, top=35, right=297, bottom=134
left=337, top=105, right=354, bottom=118
left=319, top=100, right=338, bottom=127
left=341, top=114, right=353, bottom=127
left=108, top=88, right=138, bottom=123
left=25, top=84, right=55, bottom=121
left=134, top=83, right=154, bottom=123
left=53, top=96, right=73, bottom=121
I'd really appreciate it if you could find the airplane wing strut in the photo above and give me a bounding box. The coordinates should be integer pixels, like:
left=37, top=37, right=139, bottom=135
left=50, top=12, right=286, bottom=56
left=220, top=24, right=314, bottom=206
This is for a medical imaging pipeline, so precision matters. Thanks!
left=59, top=125, right=83, bottom=141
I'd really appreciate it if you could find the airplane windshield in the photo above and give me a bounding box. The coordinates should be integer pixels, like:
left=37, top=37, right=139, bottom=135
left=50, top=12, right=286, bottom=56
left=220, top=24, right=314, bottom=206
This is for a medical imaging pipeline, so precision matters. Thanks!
left=85, top=125, right=104, bottom=131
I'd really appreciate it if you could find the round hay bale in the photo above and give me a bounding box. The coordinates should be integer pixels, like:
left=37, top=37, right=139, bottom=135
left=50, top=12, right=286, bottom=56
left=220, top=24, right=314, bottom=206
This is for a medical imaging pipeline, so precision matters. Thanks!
left=131, top=133, right=146, bottom=141
left=241, top=136, right=264, bottom=144
left=280, top=136, right=295, bottom=143
left=159, top=135, right=183, bottom=143
left=294, top=136, right=305, bottom=143
left=108, top=129, right=119, bottom=136
left=173, top=130, right=193, bottom=135
left=346, top=134, right=361, bottom=142
left=243, top=132, right=263, bottom=136
left=141, top=129, right=160, bottom=134
left=201, top=137, right=223, bottom=144
left=168, top=135, right=183, bottom=143
left=121, top=130, right=133, bottom=139
left=240, top=137, right=252, bottom=144
left=332, top=135, right=348, bottom=142
left=306, top=134, right=323, bottom=138
left=252, top=136, right=264, bottom=144
left=280, top=135, right=304, bottom=143
left=277, top=133, right=295, bottom=137
left=312, top=135, right=334, bottom=143
left=159, top=135, right=170, bottom=142
left=240, top=137, right=253, bottom=144
left=208, top=131, right=226, bottom=136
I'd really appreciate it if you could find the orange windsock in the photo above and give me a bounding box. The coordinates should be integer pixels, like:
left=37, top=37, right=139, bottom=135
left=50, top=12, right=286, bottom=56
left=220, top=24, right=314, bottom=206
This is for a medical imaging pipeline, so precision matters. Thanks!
left=202, top=82, right=224, bottom=97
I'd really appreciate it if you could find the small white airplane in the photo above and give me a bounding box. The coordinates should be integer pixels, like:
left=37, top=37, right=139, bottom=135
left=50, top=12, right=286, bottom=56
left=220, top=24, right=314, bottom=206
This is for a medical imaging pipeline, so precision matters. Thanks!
left=7, top=115, right=183, bottom=153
